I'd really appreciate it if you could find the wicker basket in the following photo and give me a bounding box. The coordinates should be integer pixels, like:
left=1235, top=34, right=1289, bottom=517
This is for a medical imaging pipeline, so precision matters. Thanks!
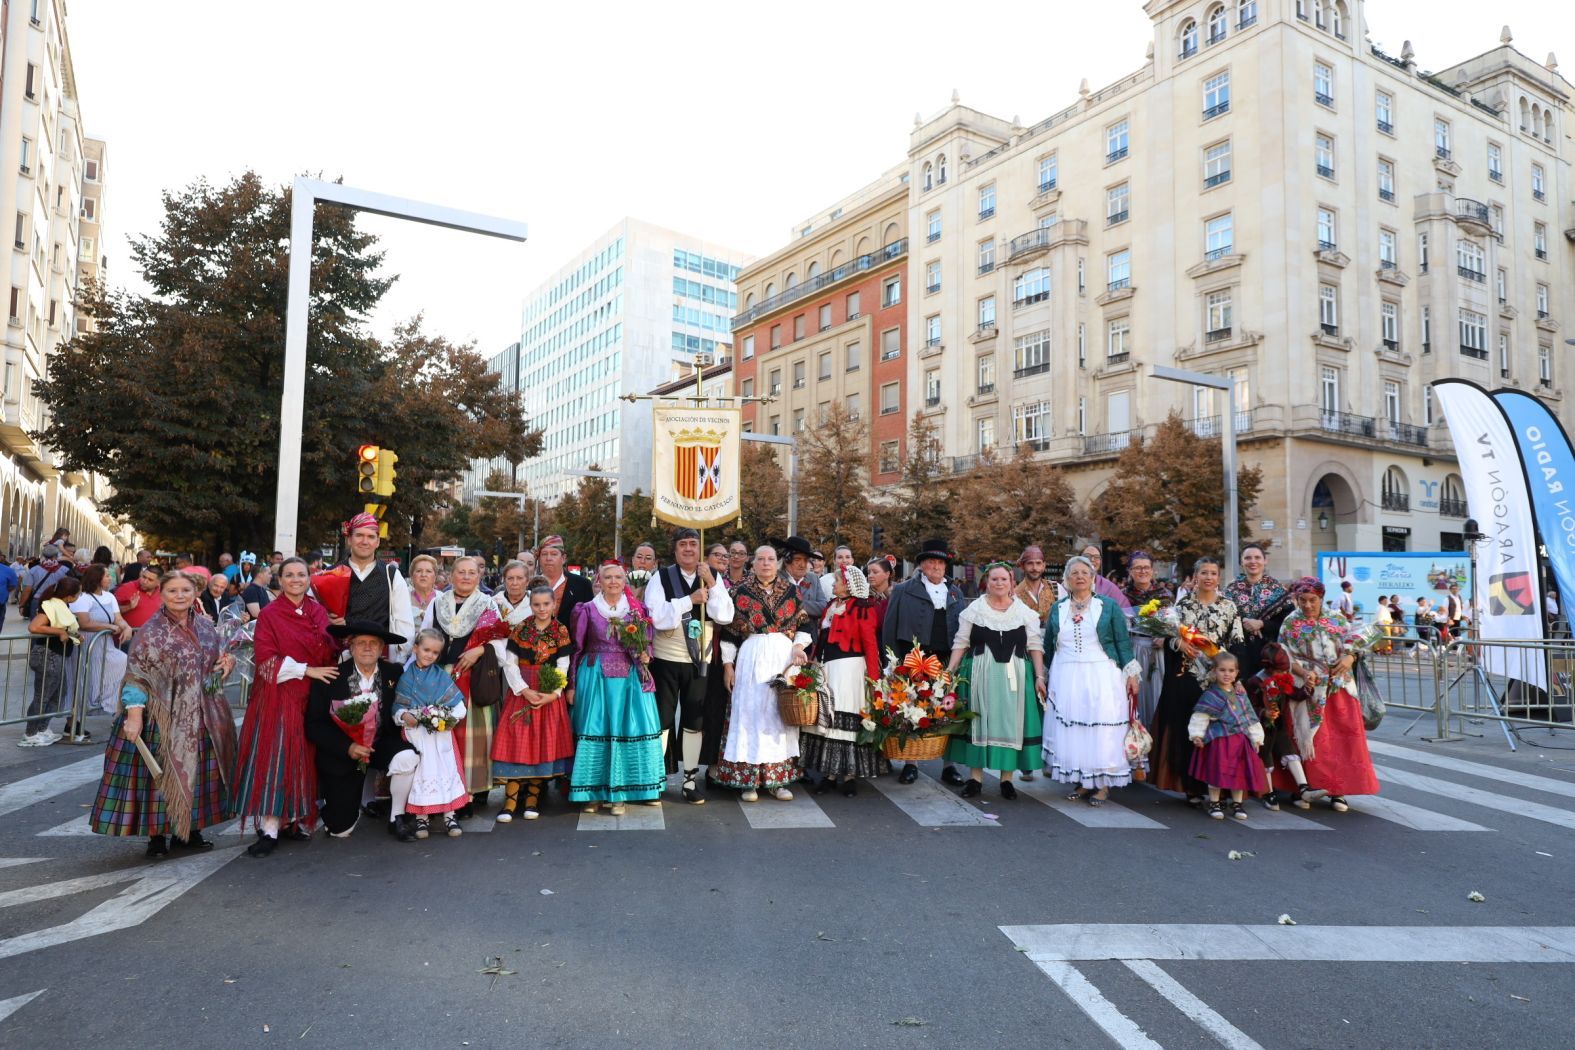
left=881, top=734, right=949, bottom=762
left=777, top=688, right=819, bottom=726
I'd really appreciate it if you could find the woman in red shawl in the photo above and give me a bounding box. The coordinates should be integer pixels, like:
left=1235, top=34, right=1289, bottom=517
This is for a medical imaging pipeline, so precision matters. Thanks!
left=229, top=557, right=340, bottom=857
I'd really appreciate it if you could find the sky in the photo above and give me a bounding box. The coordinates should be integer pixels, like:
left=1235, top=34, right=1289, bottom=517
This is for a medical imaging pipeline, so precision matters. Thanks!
left=67, top=0, right=1574, bottom=357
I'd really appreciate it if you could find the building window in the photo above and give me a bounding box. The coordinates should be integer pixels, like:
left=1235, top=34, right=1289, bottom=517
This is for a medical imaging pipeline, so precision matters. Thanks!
left=793, top=315, right=806, bottom=340
left=922, top=162, right=934, bottom=191
left=1013, top=330, right=1051, bottom=377
left=818, top=303, right=832, bottom=331
left=925, top=260, right=941, bottom=295
left=1108, top=318, right=1131, bottom=361
left=1315, top=133, right=1335, bottom=178
left=1532, top=163, right=1546, bottom=200
left=925, top=369, right=942, bottom=406
left=1106, top=182, right=1129, bottom=225
left=978, top=239, right=995, bottom=274
left=880, top=383, right=900, bottom=415
left=1381, top=301, right=1399, bottom=347
left=1534, top=223, right=1548, bottom=259
left=769, top=369, right=782, bottom=396
left=1434, top=118, right=1451, bottom=158
left=1537, top=284, right=1550, bottom=318
left=1179, top=20, right=1199, bottom=58
left=926, top=314, right=942, bottom=347
left=1418, top=232, right=1429, bottom=273
left=769, top=415, right=781, bottom=435
left=741, top=378, right=754, bottom=398
left=1238, top=0, right=1257, bottom=28
left=1204, top=140, right=1232, bottom=187
left=1540, top=344, right=1553, bottom=387
left=846, top=290, right=860, bottom=319
left=1038, top=154, right=1058, bottom=193
left=978, top=295, right=996, bottom=328
left=879, top=440, right=900, bottom=474
left=1106, top=119, right=1130, bottom=162
left=1107, top=250, right=1131, bottom=291
left=1459, top=309, right=1487, bottom=358
left=84, top=158, right=99, bottom=181
left=938, top=154, right=947, bottom=183
left=1206, top=290, right=1233, bottom=340
left=793, top=408, right=805, bottom=432
left=1424, top=386, right=1435, bottom=425
left=770, top=325, right=781, bottom=350
left=1488, top=142, right=1503, bottom=182
left=977, top=416, right=996, bottom=453
left=19, top=138, right=32, bottom=174
left=881, top=327, right=901, bottom=360
left=845, top=340, right=861, bottom=371
left=846, top=393, right=861, bottom=419
left=1491, top=204, right=1504, bottom=236
left=792, top=360, right=805, bottom=388
left=1497, top=267, right=1508, bottom=303
left=1320, top=366, right=1341, bottom=419
left=882, top=275, right=901, bottom=308
left=742, top=334, right=755, bottom=360
left=1375, top=90, right=1394, bottom=134
left=1383, top=381, right=1401, bottom=424
left=7, top=287, right=21, bottom=322
left=1314, top=62, right=1333, bottom=107
left=1205, top=213, right=1233, bottom=259
left=1013, top=267, right=1052, bottom=306
left=1078, top=323, right=1087, bottom=367
left=1316, top=207, right=1337, bottom=250
left=977, top=354, right=996, bottom=393
left=1499, top=331, right=1512, bottom=376
left=1203, top=72, right=1230, bottom=118
left=1012, top=400, right=1052, bottom=450
left=978, top=183, right=996, bottom=220
left=927, top=210, right=942, bottom=242
left=817, top=351, right=832, bottom=380
left=81, top=198, right=96, bottom=221
left=1457, top=240, right=1486, bottom=281
left=1377, top=158, right=1395, bottom=201
left=1319, top=284, right=1339, bottom=334
left=1379, top=228, right=1397, bottom=267
left=1422, top=305, right=1432, bottom=351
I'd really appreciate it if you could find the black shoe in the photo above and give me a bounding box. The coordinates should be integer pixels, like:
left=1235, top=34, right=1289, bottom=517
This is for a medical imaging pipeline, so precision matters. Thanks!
left=1000, top=781, right=1018, bottom=800
left=897, top=763, right=919, bottom=784
left=681, top=771, right=706, bottom=805
left=841, top=779, right=858, bottom=798
left=471, top=791, right=490, bottom=810
left=145, top=834, right=169, bottom=858
left=280, top=823, right=311, bottom=842
left=940, top=766, right=966, bottom=786
left=960, top=779, right=983, bottom=798
left=362, top=798, right=391, bottom=820
left=246, top=834, right=278, bottom=858
left=392, top=814, right=419, bottom=843
left=813, top=777, right=835, bottom=795
left=173, top=830, right=212, bottom=851
left=455, top=804, right=475, bottom=820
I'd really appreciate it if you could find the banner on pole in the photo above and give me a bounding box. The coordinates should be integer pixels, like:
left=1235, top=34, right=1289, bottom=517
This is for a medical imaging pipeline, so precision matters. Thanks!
left=1493, top=389, right=1575, bottom=610
left=1433, top=379, right=1545, bottom=690
left=651, top=406, right=741, bottom=529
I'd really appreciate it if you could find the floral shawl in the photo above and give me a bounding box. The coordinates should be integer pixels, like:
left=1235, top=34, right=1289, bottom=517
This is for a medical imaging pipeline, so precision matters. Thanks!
left=1224, top=574, right=1290, bottom=621
left=1172, top=593, right=1246, bottom=686
left=729, top=573, right=806, bottom=639
left=1277, top=613, right=1353, bottom=701
left=507, top=617, right=573, bottom=669
left=124, top=608, right=233, bottom=840
left=1123, top=582, right=1174, bottom=607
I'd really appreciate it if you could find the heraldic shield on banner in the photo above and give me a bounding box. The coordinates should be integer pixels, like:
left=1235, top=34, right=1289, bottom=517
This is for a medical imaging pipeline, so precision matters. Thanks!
left=651, top=406, right=741, bottom=529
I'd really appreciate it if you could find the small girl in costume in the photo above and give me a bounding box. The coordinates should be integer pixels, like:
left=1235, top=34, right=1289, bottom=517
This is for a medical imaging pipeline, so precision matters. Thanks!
left=393, top=629, right=470, bottom=839
left=1188, top=652, right=1267, bottom=821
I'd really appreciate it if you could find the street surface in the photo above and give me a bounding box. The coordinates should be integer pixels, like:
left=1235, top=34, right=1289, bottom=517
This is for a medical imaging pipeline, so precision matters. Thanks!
left=1, top=707, right=1573, bottom=1049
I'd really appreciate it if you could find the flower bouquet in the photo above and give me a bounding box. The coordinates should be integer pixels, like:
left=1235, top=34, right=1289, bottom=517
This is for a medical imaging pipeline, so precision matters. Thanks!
left=510, top=664, right=567, bottom=726
left=413, top=703, right=463, bottom=733
left=1130, top=598, right=1181, bottom=639
left=857, top=642, right=975, bottom=762
left=204, top=602, right=256, bottom=696
left=331, top=695, right=378, bottom=769
left=1176, top=623, right=1221, bottom=679
left=309, top=566, right=352, bottom=620
left=775, top=663, right=823, bottom=726
left=625, top=569, right=651, bottom=593
left=607, top=611, right=655, bottom=688
left=1341, top=621, right=1392, bottom=657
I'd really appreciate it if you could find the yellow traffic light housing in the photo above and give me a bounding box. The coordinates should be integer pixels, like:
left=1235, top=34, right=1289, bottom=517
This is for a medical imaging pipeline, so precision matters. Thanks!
left=374, top=449, right=398, bottom=498
left=356, top=444, right=380, bottom=495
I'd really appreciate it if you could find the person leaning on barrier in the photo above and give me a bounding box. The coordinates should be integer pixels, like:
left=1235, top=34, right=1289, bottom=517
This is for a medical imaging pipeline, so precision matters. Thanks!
left=70, top=565, right=134, bottom=717
left=19, top=575, right=83, bottom=747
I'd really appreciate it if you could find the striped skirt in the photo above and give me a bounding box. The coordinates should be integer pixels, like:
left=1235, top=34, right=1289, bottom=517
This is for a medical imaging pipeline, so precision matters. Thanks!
left=454, top=702, right=496, bottom=794
left=90, top=713, right=229, bottom=838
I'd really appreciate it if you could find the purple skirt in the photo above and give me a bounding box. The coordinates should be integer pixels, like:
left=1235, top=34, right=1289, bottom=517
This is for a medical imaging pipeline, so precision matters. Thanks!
left=1189, top=733, right=1269, bottom=793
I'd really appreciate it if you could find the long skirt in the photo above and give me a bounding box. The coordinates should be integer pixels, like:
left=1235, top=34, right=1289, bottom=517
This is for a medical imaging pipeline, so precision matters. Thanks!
left=948, top=653, right=1043, bottom=774
left=404, top=726, right=470, bottom=814
left=568, top=662, right=664, bottom=803
left=91, top=712, right=229, bottom=837
left=1301, top=688, right=1381, bottom=796
left=1132, top=637, right=1165, bottom=725
left=229, top=686, right=316, bottom=829
left=711, top=633, right=801, bottom=790
left=492, top=681, right=575, bottom=780
left=1190, top=734, right=1270, bottom=792
left=452, top=697, right=496, bottom=794
left=1043, top=654, right=1133, bottom=789
left=1148, top=649, right=1207, bottom=796
left=801, top=655, right=887, bottom=779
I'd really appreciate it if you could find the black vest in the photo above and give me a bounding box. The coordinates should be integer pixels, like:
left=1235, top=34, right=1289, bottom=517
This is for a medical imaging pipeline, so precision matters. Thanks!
left=925, top=603, right=950, bottom=659
left=346, top=562, right=392, bottom=626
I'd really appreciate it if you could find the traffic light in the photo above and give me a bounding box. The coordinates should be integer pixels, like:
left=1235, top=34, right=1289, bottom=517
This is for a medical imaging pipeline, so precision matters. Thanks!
left=356, top=444, right=380, bottom=494
left=373, top=449, right=398, bottom=498
left=871, top=523, right=884, bottom=552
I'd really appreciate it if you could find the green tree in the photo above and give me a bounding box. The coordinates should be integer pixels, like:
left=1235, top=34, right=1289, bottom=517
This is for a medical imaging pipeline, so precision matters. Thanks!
left=879, top=411, right=955, bottom=559
left=33, top=172, right=539, bottom=555
left=796, top=403, right=873, bottom=559
left=951, top=443, right=1083, bottom=565
left=619, top=489, right=675, bottom=560
left=737, top=438, right=788, bottom=544
left=1095, top=412, right=1264, bottom=569
left=546, top=467, right=616, bottom=564
left=464, top=471, right=532, bottom=557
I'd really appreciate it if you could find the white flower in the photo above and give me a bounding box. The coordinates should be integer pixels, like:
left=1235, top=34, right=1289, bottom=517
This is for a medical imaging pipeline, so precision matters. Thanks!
left=860, top=718, right=877, bottom=732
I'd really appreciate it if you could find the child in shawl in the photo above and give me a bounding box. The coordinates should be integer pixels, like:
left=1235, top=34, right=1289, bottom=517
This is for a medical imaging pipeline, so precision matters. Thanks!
left=1188, top=652, right=1268, bottom=822
left=393, top=629, right=470, bottom=839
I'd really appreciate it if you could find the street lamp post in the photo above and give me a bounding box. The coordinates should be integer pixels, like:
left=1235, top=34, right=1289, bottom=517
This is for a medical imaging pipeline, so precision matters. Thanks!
left=564, top=468, right=623, bottom=560
left=1150, top=365, right=1239, bottom=571
left=473, top=489, right=538, bottom=553
left=740, top=432, right=798, bottom=535
left=273, top=178, right=527, bottom=556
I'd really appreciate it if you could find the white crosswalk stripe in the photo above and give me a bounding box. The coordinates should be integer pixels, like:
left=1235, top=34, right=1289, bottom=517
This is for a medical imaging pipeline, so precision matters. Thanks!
left=1008, top=776, right=1167, bottom=829
left=737, top=790, right=834, bottom=829
left=1368, top=740, right=1575, bottom=799
left=1373, top=763, right=1575, bottom=832
left=865, top=771, right=1000, bottom=827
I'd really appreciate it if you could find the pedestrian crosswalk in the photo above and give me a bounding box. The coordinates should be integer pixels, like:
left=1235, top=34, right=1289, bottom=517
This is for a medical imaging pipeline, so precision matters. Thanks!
left=7, top=738, right=1575, bottom=840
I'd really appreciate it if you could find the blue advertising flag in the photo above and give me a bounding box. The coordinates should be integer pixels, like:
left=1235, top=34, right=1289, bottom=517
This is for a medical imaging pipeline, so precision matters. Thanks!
left=1493, top=389, right=1575, bottom=605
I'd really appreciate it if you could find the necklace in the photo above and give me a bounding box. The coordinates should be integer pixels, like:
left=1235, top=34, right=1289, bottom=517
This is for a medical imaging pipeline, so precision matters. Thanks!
left=1069, top=594, right=1093, bottom=624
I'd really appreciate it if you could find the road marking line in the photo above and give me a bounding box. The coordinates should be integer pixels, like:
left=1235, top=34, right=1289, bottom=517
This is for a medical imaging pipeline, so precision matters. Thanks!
left=1123, top=959, right=1267, bottom=1050
left=866, top=772, right=999, bottom=827
left=738, top=791, right=834, bottom=829
left=456, top=816, right=496, bottom=834
left=1009, top=776, right=1167, bottom=829
left=1349, top=794, right=1491, bottom=832
left=576, top=805, right=666, bottom=831
left=1369, top=740, right=1575, bottom=800
left=1237, top=804, right=1332, bottom=832
left=38, top=815, right=243, bottom=838
left=0, top=859, right=46, bottom=870
left=0, top=756, right=103, bottom=817
left=0, top=846, right=243, bottom=961
left=0, top=990, right=44, bottom=1025
left=1374, top=764, right=1575, bottom=832
left=0, top=869, right=143, bottom=909
left=999, top=923, right=1575, bottom=963
left=1028, top=960, right=1162, bottom=1050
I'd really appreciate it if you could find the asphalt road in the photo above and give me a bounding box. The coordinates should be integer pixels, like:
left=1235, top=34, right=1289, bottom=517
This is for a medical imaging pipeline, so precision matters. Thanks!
left=2, top=709, right=1574, bottom=1050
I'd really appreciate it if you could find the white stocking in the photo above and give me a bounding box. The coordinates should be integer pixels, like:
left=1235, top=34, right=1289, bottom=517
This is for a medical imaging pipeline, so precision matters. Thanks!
left=260, top=815, right=281, bottom=839
left=681, top=729, right=703, bottom=775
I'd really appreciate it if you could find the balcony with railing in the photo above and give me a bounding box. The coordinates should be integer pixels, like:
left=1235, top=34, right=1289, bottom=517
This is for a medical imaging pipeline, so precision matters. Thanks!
left=1205, top=327, right=1233, bottom=343
left=1379, top=188, right=1395, bottom=202
left=1435, top=145, right=1452, bottom=160
left=1457, top=265, right=1486, bottom=283
left=1317, top=410, right=1428, bottom=448
left=1187, top=410, right=1254, bottom=438
left=732, top=238, right=908, bottom=327
left=1204, top=170, right=1231, bottom=188
left=1440, top=496, right=1468, bottom=518
left=1013, top=361, right=1050, bottom=379
left=1455, top=197, right=1490, bottom=229
left=1203, top=101, right=1229, bottom=119
left=1377, top=119, right=1394, bottom=134
left=1315, top=91, right=1333, bottom=106
left=1008, top=227, right=1054, bottom=261
left=1107, top=146, right=1129, bottom=163
left=1106, top=209, right=1129, bottom=226
left=1084, top=430, right=1137, bottom=454
left=1382, top=489, right=1410, bottom=511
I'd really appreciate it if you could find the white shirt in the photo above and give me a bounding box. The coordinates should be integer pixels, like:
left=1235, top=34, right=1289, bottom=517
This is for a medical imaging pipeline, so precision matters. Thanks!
left=922, top=578, right=949, bottom=610
left=645, top=566, right=735, bottom=630
left=69, top=591, right=119, bottom=627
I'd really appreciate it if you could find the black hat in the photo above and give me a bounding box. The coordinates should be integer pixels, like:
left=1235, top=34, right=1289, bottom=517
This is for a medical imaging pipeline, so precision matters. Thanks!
left=329, top=620, right=407, bottom=646
left=915, top=538, right=954, bottom=566
left=774, top=536, right=816, bottom=560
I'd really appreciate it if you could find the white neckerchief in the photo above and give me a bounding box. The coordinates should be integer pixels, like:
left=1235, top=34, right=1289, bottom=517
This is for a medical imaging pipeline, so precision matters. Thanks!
left=593, top=592, right=630, bottom=619
left=435, top=588, right=491, bottom=638
left=497, top=593, right=532, bottom=625
left=922, top=577, right=948, bottom=609
left=349, top=559, right=379, bottom=582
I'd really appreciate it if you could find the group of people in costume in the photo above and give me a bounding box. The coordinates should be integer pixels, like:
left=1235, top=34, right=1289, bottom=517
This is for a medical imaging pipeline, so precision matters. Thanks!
left=84, top=508, right=1380, bottom=857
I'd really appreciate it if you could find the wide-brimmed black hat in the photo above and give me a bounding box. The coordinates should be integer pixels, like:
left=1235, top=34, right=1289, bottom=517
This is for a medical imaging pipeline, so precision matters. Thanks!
left=329, top=620, right=407, bottom=645
left=773, top=536, right=816, bottom=560
left=915, top=538, right=954, bottom=566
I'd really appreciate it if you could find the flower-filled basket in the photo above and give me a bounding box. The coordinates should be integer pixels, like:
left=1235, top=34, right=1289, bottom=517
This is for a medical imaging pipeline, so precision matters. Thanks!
left=775, top=664, right=823, bottom=726
left=857, top=644, right=975, bottom=762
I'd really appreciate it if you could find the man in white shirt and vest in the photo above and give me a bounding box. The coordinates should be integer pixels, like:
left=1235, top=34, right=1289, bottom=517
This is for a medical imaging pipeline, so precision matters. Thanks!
left=645, top=527, right=735, bottom=803
left=339, top=512, right=415, bottom=664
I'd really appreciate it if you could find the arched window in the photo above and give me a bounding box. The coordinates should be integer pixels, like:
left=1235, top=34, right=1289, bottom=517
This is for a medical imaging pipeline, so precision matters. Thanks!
left=1520, top=97, right=1531, bottom=130
left=937, top=154, right=948, bottom=184
left=806, top=261, right=821, bottom=279
left=922, top=162, right=933, bottom=191
left=1442, top=473, right=1465, bottom=504
left=1383, top=466, right=1408, bottom=508
left=1545, top=112, right=1554, bottom=142
left=1533, top=104, right=1543, bottom=138
left=1237, top=0, right=1258, bottom=26
left=763, top=282, right=776, bottom=299
left=1179, top=18, right=1199, bottom=56
left=784, top=272, right=798, bottom=290
left=744, top=292, right=756, bottom=310
left=1331, top=0, right=1346, bottom=36
left=1206, top=5, right=1227, bottom=43
left=882, top=222, right=901, bottom=247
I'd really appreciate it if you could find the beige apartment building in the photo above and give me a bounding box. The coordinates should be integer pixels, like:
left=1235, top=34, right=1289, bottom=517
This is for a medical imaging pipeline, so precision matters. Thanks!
left=906, top=0, right=1570, bottom=575
left=1, top=0, right=131, bottom=558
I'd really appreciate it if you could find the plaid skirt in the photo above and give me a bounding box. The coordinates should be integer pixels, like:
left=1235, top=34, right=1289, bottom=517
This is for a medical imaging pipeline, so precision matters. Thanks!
left=90, top=713, right=229, bottom=838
